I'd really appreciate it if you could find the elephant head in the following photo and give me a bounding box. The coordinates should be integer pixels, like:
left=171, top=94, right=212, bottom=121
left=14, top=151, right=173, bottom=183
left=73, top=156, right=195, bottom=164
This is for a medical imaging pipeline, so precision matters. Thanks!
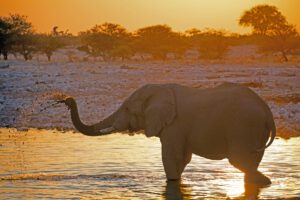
left=60, top=84, right=176, bottom=137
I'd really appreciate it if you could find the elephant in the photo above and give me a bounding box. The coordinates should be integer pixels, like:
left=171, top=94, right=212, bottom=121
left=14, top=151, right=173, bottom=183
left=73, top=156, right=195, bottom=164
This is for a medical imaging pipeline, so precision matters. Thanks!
left=59, top=82, right=276, bottom=185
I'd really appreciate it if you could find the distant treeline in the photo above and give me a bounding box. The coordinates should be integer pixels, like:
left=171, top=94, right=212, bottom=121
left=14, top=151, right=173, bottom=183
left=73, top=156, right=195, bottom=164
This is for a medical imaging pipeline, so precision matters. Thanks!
left=1, top=4, right=299, bottom=62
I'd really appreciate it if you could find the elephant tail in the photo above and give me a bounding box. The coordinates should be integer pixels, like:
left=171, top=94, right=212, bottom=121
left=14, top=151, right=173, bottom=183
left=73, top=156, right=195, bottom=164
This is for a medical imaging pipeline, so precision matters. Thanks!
left=256, top=111, right=276, bottom=152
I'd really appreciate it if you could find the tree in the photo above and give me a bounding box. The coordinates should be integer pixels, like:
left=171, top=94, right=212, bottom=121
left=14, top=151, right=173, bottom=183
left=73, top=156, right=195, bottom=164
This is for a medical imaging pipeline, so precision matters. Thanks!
left=239, top=5, right=286, bottom=35
left=169, top=32, right=189, bottom=59
left=135, top=25, right=181, bottom=60
left=0, top=14, right=34, bottom=60
left=0, top=18, right=12, bottom=59
left=36, top=34, right=60, bottom=61
left=79, top=22, right=132, bottom=60
left=239, top=4, right=299, bottom=61
left=14, top=33, right=37, bottom=60
left=90, top=23, right=127, bottom=37
left=259, top=24, right=299, bottom=61
left=36, top=27, right=69, bottom=61
left=187, top=28, right=229, bottom=60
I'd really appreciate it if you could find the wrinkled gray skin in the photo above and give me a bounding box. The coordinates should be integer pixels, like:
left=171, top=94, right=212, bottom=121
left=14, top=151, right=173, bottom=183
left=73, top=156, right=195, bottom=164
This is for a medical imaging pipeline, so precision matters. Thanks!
left=62, top=83, right=276, bottom=186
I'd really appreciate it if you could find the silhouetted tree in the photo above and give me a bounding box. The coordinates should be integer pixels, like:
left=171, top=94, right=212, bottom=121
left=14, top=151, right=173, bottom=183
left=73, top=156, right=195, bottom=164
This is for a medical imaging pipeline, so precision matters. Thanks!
left=79, top=22, right=132, bottom=60
left=239, top=5, right=286, bottom=35
left=135, top=25, right=182, bottom=60
left=239, top=4, right=299, bottom=61
left=259, top=24, right=299, bottom=61
left=0, top=14, right=34, bottom=60
left=169, top=32, right=189, bottom=59
left=187, top=28, right=229, bottom=59
left=110, top=43, right=134, bottom=60
left=90, top=23, right=127, bottom=36
left=185, top=28, right=201, bottom=37
left=36, top=27, right=70, bottom=61
left=36, top=34, right=60, bottom=61
left=0, top=18, right=12, bottom=60
left=14, top=33, right=37, bottom=60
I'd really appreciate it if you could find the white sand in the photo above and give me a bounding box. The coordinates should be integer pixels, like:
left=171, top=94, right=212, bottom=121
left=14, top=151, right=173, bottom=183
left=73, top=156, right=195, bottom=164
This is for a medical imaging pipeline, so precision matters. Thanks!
left=0, top=50, right=299, bottom=138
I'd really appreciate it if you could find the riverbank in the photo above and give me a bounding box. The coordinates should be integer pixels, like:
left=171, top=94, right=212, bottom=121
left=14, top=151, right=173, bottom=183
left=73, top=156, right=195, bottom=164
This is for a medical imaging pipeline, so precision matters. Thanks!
left=0, top=59, right=299, bottom=138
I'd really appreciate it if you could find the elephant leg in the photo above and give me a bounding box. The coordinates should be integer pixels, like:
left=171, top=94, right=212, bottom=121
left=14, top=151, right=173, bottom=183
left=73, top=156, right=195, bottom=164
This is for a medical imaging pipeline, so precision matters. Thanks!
left=227, top=121, right=272, bottom=186
left=162, top=145, right=192, bottom=181
left=160, top=132, right=192, bottom=181
left=228, top=145, right=271, bottom=185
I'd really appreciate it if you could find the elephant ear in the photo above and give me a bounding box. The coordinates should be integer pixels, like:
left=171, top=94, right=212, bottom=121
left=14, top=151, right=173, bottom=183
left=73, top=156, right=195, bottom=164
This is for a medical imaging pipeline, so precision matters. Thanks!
left=135, top=84, right=176, bottom=137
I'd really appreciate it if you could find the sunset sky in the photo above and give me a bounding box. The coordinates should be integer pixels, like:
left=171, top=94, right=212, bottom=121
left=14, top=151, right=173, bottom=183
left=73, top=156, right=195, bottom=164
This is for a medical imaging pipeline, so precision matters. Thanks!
left=1, top=0, right=299, bottom=34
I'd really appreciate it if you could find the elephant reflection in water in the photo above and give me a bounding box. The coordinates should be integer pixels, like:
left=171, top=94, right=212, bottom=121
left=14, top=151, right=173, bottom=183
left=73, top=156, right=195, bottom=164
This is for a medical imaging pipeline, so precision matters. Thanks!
left=60, top=82, right=276, bottom=186
left=163, top=180, right=262, bottom=200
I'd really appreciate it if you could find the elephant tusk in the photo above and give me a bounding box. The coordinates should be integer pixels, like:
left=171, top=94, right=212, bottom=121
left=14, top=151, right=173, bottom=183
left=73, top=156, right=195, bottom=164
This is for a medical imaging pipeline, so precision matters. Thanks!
left=99, top=127, right=115, bottom=134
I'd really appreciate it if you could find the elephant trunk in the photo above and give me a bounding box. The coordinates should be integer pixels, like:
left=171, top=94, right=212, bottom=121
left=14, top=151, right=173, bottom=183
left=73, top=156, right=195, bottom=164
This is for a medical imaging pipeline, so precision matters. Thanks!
left=67, top=97, right=116, bottom=136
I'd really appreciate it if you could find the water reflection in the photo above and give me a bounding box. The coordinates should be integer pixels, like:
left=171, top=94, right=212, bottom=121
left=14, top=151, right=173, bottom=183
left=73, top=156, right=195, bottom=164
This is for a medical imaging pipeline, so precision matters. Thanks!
left=0, top=128, right=299, bottom=199
left=243, top=183, right=262, bottom=200
left=164, top=181, right=191, bottom=200
left=163, top=181, right=266, bottom=200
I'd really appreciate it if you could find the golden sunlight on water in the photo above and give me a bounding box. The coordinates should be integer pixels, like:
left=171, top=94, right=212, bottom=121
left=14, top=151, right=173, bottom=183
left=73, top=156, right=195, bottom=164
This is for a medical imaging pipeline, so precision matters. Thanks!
left=0, top=128, right=299, bottom=199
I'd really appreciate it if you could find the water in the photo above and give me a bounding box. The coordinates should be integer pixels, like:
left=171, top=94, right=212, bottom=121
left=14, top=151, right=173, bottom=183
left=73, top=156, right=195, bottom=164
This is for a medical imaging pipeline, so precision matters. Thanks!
left=0, top=128, right=299, bottom=199
left=15, top=91, right=69, bottom=131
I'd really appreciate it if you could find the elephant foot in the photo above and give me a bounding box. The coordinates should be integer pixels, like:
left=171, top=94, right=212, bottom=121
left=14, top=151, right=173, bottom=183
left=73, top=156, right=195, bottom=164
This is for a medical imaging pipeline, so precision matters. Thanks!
left=244, top=171, right=271, bottom=186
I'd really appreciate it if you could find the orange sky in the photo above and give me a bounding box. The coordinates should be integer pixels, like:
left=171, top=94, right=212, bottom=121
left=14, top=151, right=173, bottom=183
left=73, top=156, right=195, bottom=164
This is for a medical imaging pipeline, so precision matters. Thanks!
left=1, top=0, right=299, bottom=34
